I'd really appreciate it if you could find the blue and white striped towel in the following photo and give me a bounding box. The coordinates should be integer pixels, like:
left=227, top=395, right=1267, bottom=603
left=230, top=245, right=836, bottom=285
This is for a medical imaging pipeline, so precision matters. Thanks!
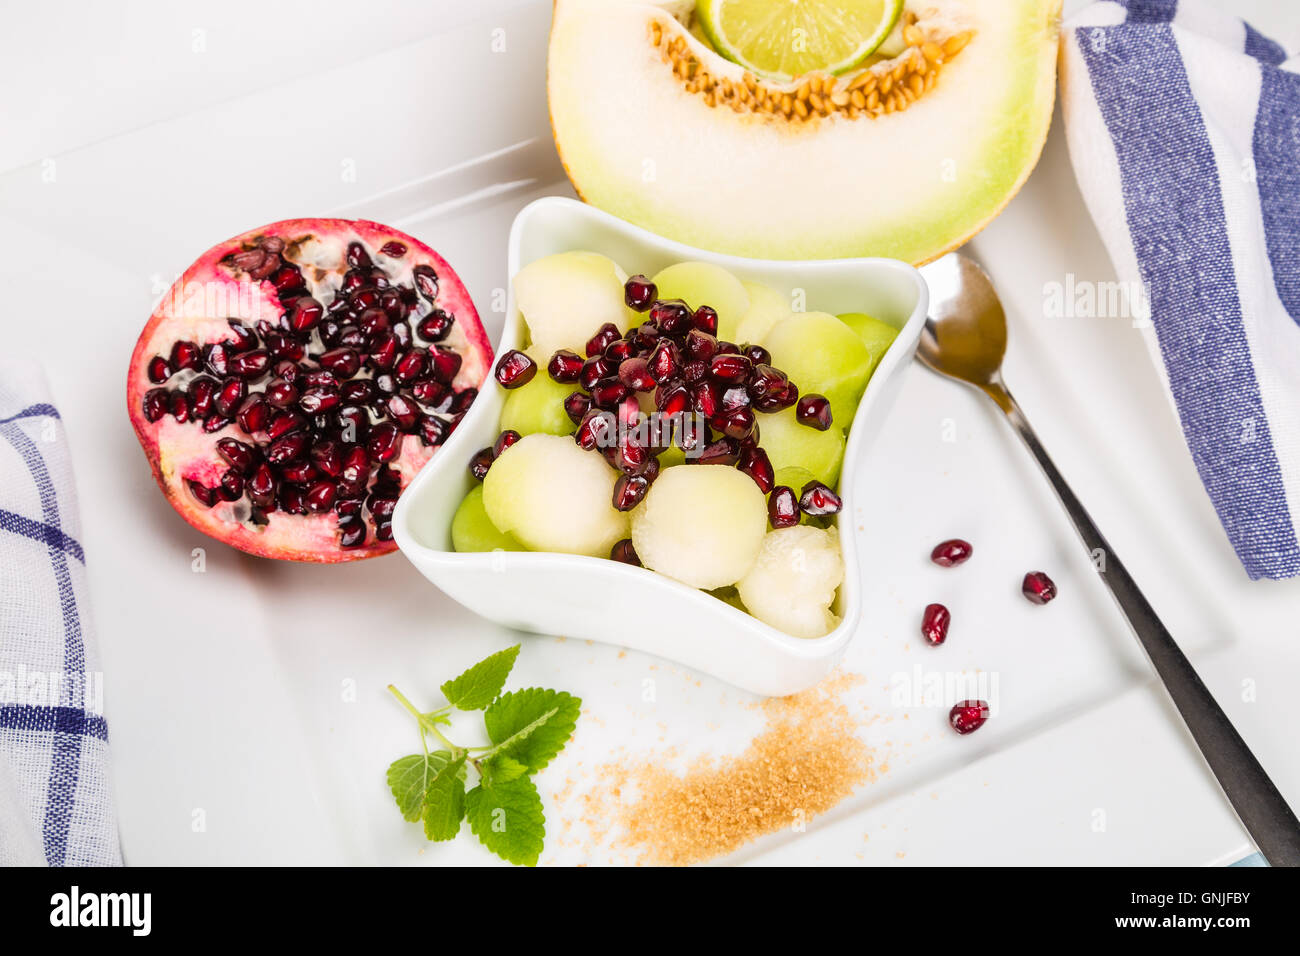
left=0, top=361, right=120, bottom=866
left=1061, top=0, right=1300, bottom=580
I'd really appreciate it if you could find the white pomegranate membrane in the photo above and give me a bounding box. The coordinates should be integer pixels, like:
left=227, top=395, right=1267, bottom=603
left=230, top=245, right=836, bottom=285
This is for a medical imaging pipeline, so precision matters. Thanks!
left=127, top=218, right=491, bottom=563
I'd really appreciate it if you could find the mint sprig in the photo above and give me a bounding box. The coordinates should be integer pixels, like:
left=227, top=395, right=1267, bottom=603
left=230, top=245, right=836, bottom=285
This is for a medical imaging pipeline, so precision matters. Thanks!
left=386, top=645, right=580, bottom=866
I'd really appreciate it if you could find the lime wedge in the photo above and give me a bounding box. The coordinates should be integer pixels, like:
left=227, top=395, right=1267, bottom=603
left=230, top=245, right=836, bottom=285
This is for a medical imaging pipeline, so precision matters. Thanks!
left=698, top=0, right=904, bottom=82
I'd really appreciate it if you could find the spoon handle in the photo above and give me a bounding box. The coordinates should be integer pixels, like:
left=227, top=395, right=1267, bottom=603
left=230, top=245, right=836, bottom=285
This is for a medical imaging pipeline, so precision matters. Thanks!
left=991, top=381, right=1300, bottom=866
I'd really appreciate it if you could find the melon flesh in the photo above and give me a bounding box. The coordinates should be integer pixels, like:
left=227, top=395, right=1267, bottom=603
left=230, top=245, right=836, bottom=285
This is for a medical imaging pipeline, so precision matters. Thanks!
left=549, top=0, right=1061, bottom=264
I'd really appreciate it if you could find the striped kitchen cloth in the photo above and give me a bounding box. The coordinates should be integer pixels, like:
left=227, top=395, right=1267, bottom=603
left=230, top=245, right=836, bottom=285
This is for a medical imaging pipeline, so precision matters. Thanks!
left=1060, top=0, right=1300, bottom=579
left=0, top=361, right=121, bottom=865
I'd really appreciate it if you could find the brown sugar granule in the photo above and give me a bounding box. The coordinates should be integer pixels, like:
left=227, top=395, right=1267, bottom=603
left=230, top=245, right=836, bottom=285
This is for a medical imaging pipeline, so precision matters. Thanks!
left=590, top=671, right=878, bottom=866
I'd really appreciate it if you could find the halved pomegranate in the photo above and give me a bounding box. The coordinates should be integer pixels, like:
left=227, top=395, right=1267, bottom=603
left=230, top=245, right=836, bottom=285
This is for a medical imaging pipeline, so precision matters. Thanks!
left=127, top=218, right=492, bottom=562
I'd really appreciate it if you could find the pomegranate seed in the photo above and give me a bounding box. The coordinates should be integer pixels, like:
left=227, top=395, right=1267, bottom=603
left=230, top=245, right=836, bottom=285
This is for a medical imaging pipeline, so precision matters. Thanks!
left=146, top=356, right=171, bottom=382
left=299, top=386, right=341, bottom=415
left=358, top=308, right=389, bottom=336
left=339, top=446, right=370, bottom=492
left=575, top=410, right=616, bottom=451
left=615, top=394, right=641, bottom=430
left=265, top=333, right=305, bottom=362
left=202, top=415, right=231, bottom=434
left=345, top=242, right=372, bottom=270
left=166, top=390, right=192, bottom=423
left=142, top=389, right=169, bottom=422
left=319, top=348, right=361, bottom=377
left=204, top=343, right=231, bottom=377
left=604, top=338, right=636, bottom=363
left=494, top=350, right=536, bottom=389
left=579, top=356, right=613, bottom=390
left=493, top=430, right=522, bottom=457
left=367, top=422, right=403, bottom=463
left=171, top=340, right=203, bottom=371
left=612, top=473, right=650, bottom=510
left=375, top=522, right=394, bottom=542
left=310, top=440, right=344, bottom=478
left=413, top=264, right=439, bottom=302
left=693, top=305, right=718, bottom=335
left=681, top=358, right=708, bottom=383
left=188, top=377, right=217, bottom=418
left=749, top=366, right=796, bottom=410
left=799, top=481, right=842, bottom=516
left=409, top=379, right=445, bottom=407
left=737, top=446, right=774, bottom=492
left=186, top=480, right=216, bottom=507
left=263, top=380, right=296, bottom=408
left=287, top=297, right=324, bottom=332
left=451, top=388, right=477, bottom=414
left=265, top=408, right=303, bottom=440
left=280, top=459, right=317, bottom=483
left=695, top=437, right=740, bottom=466
left=590, top=378, right=630, bottom=409
left=395, top=349, right=430, bottom=384
left=692, top=380, right=722, bottom=417
left=712, top=405, right=756, bottom=441
left=613, top=435, right=649, bottom=475
left=469, top=447, right=495, bottom=480
left=610, top=538, right=641, bottom=565
left=768, top=486, right=799, bottom=528
left=430, top=346, right=462, bottom=383
left=1021, top=571, right=1058, bottom=605
left=218, top=470, right=244, bottom=501
left=624, top=275, right=657, bottom=312
left=368, top=334, right=401, bottom=370
left=585, top=323, right=622, bottom=358
left=212, top=378, right=245, bottom=417
left=339, top=517, right=367, bottom=549
left=392, top=321, right=414, bottom=350
left=743, top=344, right=771, bottom=365
left=921, top=603, right=951, bottom=646
left=931, top=539, right=973, bottom=567
left=548, top=349, right=585, bottom=383
left=305, top=480, right=337, bottom=513
left=379, top=240, right=407, bottom=258
left=266, top=430, right=309, bottom=465
left=684, top=329, right=718, bottom=361
left=650, top=299, right=693, bottom=335
left=949, top=700, right=989, bottom=735
left=271, top=266, right=303, bottom=293
left=564, top=391, right=593, bottom=424
left=655, top=382, right=690, bottom=416
left=384, top=395, right=418, bottom=432
left=618, top=357, right=656, bottom=392
left=418, top=415, right=449, bottom=447
left=720, top=385, right=751, bottom=411
left=647, top=339, right=679, bottom=382
left=230, top=349, right=270, bottom=379
left=709, top=353, right=751, bottom=383
left=216, top=438, right=258, bottom=474
left=417, top=310, right=454, bottom=342
left=368, top=494, right=398, bottom=519
left=796, top=394, right=833, bottom=431
left=248, top=464, right=276, bottom=507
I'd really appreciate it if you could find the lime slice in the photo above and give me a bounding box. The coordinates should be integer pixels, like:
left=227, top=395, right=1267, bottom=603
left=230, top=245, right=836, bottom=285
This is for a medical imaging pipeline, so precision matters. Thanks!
left=698, top=0, right=904, bottom=82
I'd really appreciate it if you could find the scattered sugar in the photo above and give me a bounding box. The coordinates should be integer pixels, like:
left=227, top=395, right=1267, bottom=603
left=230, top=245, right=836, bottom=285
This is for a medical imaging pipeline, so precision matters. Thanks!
left=573, top=670, right=881, bottom=866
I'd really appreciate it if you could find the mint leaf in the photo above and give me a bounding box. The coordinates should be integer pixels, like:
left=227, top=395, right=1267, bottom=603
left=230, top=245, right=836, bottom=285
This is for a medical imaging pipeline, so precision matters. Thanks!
left=422, top=754, right=467, bottom=842
left=482, top=753, right=528, bottom=786
left=440, top=645, right=520, bottom=711
left=465, top=777, right=546, bottom=866
left=387, top=751, right=454, bottom=823
left=484, top=688, right=581, bottom=773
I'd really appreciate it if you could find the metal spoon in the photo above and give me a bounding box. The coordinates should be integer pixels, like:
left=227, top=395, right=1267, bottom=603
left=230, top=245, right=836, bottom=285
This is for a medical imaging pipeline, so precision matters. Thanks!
left=917, top=252, right=1300, bottom=866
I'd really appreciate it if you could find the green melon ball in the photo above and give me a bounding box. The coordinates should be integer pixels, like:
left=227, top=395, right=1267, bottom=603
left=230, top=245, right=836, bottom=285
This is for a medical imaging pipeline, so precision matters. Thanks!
left=482, top=434, right=628, bottom=556
left=758, top=405, right=845, bottom=489
left=734, top=279, right=794, bottom=346
left=499, top=359, right=577, bottom=437
left=452, top=485, right=524, bottom=553
left=763, top=311, right=873, bottom=429
left=652, top=261, right=749, bottom=341
left=837, top=312, right=899, bottom=383
left=631, top=465, right=767, bottom=590
left=513, top=251, right=635, bottom=357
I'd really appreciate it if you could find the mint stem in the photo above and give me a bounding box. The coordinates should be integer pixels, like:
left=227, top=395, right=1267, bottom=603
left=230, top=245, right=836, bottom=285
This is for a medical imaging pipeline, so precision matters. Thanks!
left=388, top=685, right=462, bottom=756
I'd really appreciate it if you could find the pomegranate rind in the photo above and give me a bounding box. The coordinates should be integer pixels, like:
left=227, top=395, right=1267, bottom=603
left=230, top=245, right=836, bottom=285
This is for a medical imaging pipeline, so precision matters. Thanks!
left=127, top=218, right=492, bottom=563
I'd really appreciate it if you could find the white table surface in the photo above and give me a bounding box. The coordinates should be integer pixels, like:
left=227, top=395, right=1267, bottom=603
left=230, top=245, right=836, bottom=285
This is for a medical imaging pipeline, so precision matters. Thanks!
left=1, top=0, right=1298, bottom=866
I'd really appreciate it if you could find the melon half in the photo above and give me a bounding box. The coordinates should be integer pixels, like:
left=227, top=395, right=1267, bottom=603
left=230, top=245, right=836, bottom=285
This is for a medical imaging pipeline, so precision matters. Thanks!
left=548, top=0, right=1061, bottom=263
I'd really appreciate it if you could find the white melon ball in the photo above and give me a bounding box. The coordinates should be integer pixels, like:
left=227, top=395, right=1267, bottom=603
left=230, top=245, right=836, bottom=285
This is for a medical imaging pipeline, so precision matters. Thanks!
left=630, top=465, right=767, bottom=589
left=513, top=251, right=634, bottom=357
left=482, top=434, right=628, bottom=557
left=738, top=526, right=844, bottom=638
left=734, top=279, right=794, bottom=345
